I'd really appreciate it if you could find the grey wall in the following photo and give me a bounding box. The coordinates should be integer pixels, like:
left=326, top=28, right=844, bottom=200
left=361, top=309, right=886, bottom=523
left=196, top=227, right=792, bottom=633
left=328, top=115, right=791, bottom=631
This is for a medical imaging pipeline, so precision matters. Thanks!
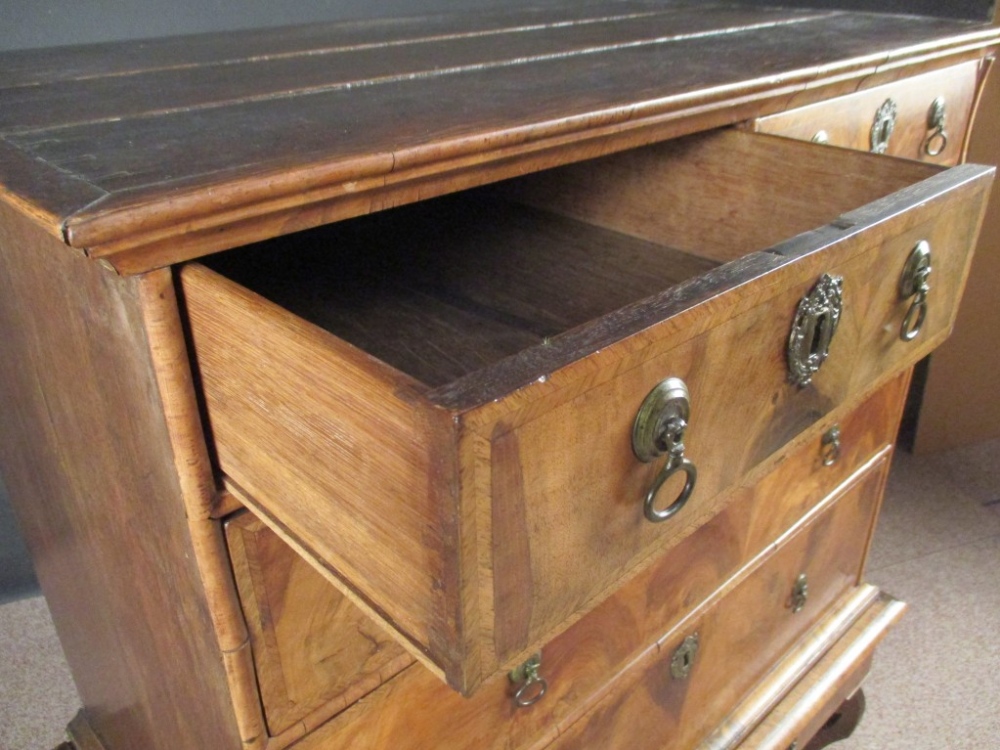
left=0, top=0, right=995, bottom=601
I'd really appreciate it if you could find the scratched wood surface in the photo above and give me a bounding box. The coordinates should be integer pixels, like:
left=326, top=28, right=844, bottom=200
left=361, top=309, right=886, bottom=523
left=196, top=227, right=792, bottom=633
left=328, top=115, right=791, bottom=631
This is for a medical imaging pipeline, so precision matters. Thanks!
left=0, top=3, right=996, bottom=270
left=184, top=129, right=991, bottom=692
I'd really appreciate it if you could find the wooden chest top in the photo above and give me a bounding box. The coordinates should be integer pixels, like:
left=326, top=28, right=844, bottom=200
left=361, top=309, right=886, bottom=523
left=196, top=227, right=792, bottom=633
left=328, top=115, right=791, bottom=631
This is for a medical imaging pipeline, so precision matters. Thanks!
left=0, top=2, right=997, bottom=273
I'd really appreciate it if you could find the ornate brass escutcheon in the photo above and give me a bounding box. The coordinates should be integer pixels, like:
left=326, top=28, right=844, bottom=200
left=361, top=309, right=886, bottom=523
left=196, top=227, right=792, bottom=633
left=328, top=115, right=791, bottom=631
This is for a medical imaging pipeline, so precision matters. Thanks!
left=924, top=96, right=949, bottom=157
left=870, top=98, right=898, bottom=154
left=790, top=573, right=809, bottom=613
left=821, top=425, right=842, bottom=467
left=633, top=378, right=698, bottom=523
left=787, top=274, right=844, bottom=388
left=509, top=652, right=548, bottom=708
left=899, top=240, right=932, bottom=341
left=670, top=633, right=700, bottom=680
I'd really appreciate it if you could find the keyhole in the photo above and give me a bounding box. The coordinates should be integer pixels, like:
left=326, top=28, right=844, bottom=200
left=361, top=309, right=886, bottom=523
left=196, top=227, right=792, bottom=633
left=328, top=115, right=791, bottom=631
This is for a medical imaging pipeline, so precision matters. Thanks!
left=879, top=120, right=892, bottom=144
left=810, top=313, right=827, bottom=356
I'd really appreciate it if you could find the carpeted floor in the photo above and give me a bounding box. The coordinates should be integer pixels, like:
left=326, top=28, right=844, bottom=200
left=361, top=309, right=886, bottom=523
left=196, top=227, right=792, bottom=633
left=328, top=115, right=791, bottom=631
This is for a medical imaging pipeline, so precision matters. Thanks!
left=1, top=437, right=998, bottom=750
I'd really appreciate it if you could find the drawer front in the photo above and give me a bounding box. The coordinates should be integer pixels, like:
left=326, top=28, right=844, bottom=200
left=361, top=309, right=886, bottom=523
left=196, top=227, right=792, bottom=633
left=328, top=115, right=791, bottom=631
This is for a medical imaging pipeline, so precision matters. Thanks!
left=224, top=512, right=413, bottom=739
left=752, top=62, right=980, bottom=165
left=278, top=377, right=903, bottom=750
left=487, top=157, right=985, bottom=665
left=182, top=129, right=993, bottom=692
left=545, top=458, right=891, bottom=750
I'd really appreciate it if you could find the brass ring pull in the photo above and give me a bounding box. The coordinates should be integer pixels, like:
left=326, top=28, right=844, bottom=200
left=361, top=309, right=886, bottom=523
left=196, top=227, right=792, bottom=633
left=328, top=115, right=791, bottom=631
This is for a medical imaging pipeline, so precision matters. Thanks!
left=924, top=128, right=948, bottom=157
left=633, top=378, right=697, bottom=523
left=899, top=241, right=932, bottom=342
left=901, top=296, right=928, bottom=342
left=644, top=455, right=698, bottom=523
left=509, top=653, right=548, bottom=708
left=924, top=96, right=948, bottom=157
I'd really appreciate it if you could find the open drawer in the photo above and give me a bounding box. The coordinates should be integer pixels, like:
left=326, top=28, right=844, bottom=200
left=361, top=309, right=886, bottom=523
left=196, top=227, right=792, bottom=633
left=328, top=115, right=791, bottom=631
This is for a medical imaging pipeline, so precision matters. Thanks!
left=180, top=129, right=993, bottom=693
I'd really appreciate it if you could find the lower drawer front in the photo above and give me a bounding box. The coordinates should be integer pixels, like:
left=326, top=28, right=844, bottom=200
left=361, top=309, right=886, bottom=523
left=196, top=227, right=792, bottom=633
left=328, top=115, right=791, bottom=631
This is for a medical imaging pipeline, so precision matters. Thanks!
left=546, top=458, right=890, bottom=750
left=279, top=386, right=897, bottom=750
left=225, top=512, right=414, bottom=738
left=752, top=61, right=980, bottom=165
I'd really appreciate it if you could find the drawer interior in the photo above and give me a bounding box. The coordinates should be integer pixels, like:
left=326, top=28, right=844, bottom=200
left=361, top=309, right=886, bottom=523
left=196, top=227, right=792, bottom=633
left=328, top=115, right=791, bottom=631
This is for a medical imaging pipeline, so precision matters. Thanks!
left=201, top=129, right=936, bottom=390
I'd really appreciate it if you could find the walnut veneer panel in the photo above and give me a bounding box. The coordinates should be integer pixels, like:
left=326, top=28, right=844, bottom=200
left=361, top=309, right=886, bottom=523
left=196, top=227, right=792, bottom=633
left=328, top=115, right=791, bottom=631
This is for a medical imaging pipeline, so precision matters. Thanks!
left=0, top=202, right=242, bottom=749
left=182, top=128, right=992, bottom=692
left=225, top=512, right=414, bottom=737
left=292, top=432, right=895, bottom=750
left=0, top=4, right=996, bottom=269
left=547, top=457, right=890, bottom=750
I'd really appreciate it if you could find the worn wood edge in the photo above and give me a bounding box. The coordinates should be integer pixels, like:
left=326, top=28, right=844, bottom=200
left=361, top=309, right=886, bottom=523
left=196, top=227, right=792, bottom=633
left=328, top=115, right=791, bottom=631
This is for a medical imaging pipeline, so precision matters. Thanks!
left=68, top=90, right=807, bottom=273
left=223, top=478, right=448, bottom=685
left=213, top=487, right=247, bottom=518
left=0, top=140, right=106, bottom=239
left=448, top=424, right=488, bottom=691
left=733, top=594, right=908, bottom=750
left=60, top=38, right=1000, bottom=273
left=137, top=269, right=267, bottom=749
left=695, top=585, right=895, bottom=750
left=181, top=261, right=432, bottom=401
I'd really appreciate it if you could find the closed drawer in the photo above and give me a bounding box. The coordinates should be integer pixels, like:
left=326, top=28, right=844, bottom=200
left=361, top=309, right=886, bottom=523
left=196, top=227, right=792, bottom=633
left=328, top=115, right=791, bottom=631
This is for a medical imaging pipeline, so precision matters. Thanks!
left=546, top=456, right=892, bottom=750
left=182, top=128, right=992, bottom=692
left=220, top=375, right=908, bottom=748
left=224, top=511, right=413, bottom=739
left=752, top=62, right=981, bottom=165
left=288, top=435, right=893, bottom=750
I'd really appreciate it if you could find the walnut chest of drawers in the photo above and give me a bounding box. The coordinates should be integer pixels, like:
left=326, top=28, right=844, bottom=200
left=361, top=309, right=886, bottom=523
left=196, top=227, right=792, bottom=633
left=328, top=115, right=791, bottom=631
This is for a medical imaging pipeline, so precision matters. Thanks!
left=0, top=5, right=997, bottom=749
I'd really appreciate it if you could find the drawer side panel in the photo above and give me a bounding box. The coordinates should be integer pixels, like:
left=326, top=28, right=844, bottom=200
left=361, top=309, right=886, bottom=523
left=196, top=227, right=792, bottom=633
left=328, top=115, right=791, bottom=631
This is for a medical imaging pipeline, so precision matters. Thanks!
left=181, top=263, right=457, bottom=668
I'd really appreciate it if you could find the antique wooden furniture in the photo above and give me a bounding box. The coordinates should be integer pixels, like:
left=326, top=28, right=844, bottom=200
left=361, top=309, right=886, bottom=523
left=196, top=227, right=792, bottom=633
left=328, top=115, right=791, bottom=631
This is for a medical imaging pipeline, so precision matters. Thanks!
left=1, top=4, right=997, bottom=749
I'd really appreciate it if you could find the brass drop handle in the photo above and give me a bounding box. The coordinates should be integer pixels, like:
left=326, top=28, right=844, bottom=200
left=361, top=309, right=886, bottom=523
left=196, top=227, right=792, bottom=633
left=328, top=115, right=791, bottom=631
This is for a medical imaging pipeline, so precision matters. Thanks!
left=870, top=98, right=898, bottom=154
left=899, top=240, right=932, bottom=342
left=924, top=96, right=949, bottom=157
left=509, top=653, right=548, bottom=708
left=632, top=378, right=698, bottom=523
left=790, top=573, right=809, bottom=613
left=821, top=425, right=841, bottom=467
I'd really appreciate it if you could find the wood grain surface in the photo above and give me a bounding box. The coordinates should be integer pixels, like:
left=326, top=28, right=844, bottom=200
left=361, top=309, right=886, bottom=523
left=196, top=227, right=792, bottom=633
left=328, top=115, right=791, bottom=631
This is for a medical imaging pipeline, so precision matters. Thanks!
left=0, top=202, right=242, bottom=749
left=0, top=4, right=995, bottom=270
left=752, top=61, right=980, bottom=166
left=731, top=595, right=906, bottom=750
left=293, top=442, right=892, bottom=750
left=546, top=461, right=888, bottom=750
left=182, top=128, right=990, bottom=693
left=225, top=512, right=413, bottom=740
